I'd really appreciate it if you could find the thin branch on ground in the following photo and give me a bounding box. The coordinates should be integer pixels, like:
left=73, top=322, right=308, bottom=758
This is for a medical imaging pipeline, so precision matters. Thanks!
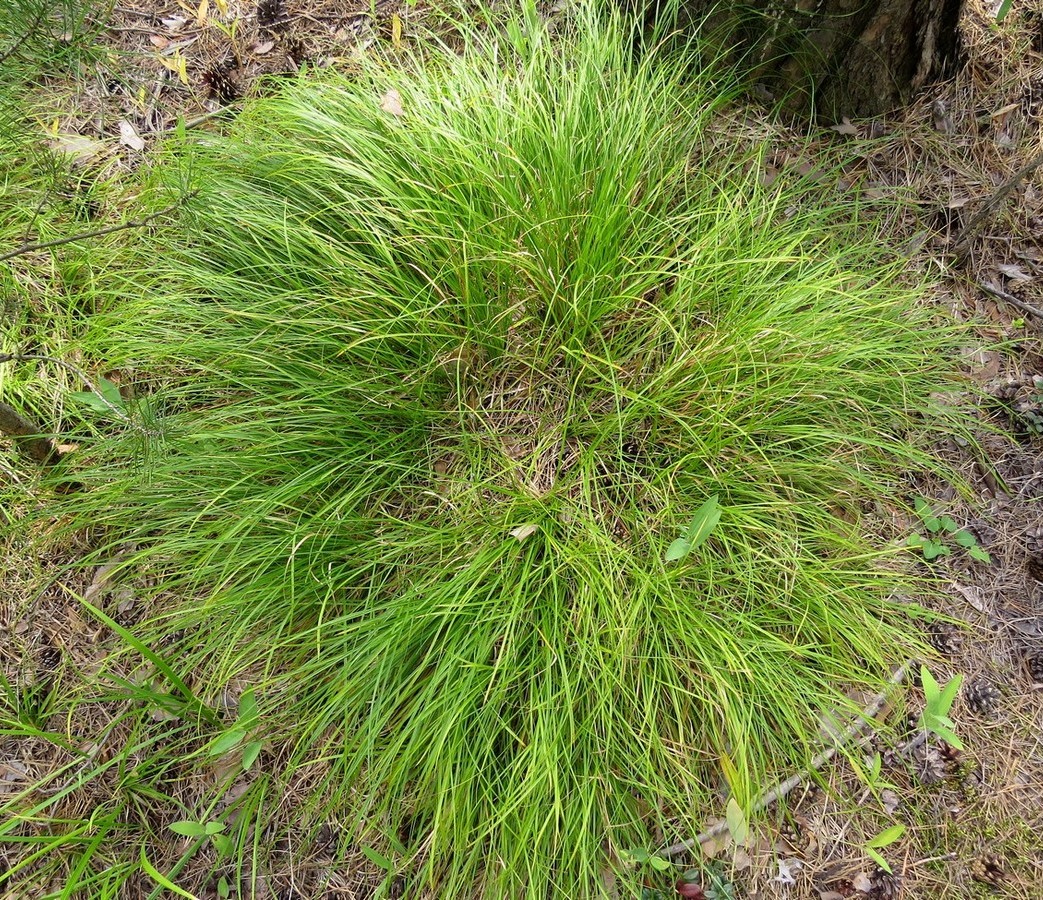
left=0, top=4, right=47, bottom=66
left=658, top=662, right=912, bottom=859
left=0, top=352, right=161, bottom=436
left=0, top=193, right=196, bottom=264
left=978, top=281, right=1043, bottom=322
left=952, top=150, right=1043, bottom=265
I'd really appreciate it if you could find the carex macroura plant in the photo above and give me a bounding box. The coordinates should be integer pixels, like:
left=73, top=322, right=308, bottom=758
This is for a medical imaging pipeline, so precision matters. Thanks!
left=47, top=2, right=966, bottom=895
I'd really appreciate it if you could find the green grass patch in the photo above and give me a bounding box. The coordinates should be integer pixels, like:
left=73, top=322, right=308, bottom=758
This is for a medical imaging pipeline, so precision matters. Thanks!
left=8, top=2, right=971, bottom=896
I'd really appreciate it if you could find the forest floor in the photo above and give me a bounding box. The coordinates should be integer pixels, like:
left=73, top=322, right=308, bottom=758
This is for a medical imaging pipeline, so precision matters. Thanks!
left=2, top=0, right=1043, bottom=898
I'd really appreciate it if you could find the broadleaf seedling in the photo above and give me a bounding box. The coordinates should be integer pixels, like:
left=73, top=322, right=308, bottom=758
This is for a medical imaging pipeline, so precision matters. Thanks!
left=908, top=499, right=990, bottom=564
left=69, top=376, right=127, bottom=416
left=208, top=686, right=264, bottom=770
left=919, top=665, right=964, bottom=750
left=864, top=823, right=906, bottom=874
left=665, top=495, right=721, bottom=563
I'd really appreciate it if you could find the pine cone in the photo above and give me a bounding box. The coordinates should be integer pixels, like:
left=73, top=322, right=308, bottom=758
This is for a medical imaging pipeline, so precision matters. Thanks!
left=938, top=741, right=962, bottom=776
left=256, top=0, right=286, bottom=31
left=925, top=622, right=963, bottom=657
left=828, top=879, right=857, bottom=898
left=970, top=853, right=1005, bottom=886
left=869, top=867, right=902, bottom=900
left=963, top=677, right=1001, bottom=716
left=1026, top=652, right=1043, bottom=683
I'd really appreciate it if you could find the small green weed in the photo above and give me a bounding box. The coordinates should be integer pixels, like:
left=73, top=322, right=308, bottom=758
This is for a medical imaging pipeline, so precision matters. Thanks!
left=919, top=664, right=965, bottom=749
left=907, top=498, right=990, bottom=563
left=864, top=822, right=907, bottom=874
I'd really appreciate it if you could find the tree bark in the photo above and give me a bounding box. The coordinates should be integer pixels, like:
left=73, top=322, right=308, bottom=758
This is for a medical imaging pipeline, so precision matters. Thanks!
left=655, top=0, right=965, bottom=119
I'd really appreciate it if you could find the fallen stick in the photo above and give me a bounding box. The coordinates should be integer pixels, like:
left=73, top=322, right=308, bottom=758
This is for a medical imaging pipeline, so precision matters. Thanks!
left=952, top=150, right=1043, bottom=265
left=978, top=281, right=1043, bottom=322
left=0, top=193, right=196, bottom=264
left=658, top=661, right=912, bottom=859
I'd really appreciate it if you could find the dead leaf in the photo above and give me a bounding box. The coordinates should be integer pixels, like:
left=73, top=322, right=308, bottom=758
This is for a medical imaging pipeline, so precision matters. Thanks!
left=391, top=13, right=402, bottom=47
left=160, top=15, right=187, bottom=31
left=149, top=34, right=169, bottom=49
left=953, top=582, right=987, bottom=613
left=851, top=872, right=873, bottom=893
left=932, top=99, right=952, bottom=133
left=254, top=39, right=275, bottom=54
left=159, top=50, right=190, bottom=86
left=732, top=844, right=753, bottom=870
left=830, top=117, right=859, bottom=136
left=817, top=892, right=845, bottom=900
left=998, top=263, right=1031, bottom=282
left=196, top=0, right=209, bottom=27
left=881, top=788, right=900, bottom=814
left=118, top=120, right=145, bottom=152
left=510, top=523, right=538, bottom=542
left=380, top=88, right=404, bottom=117
left=49, top=133, right=107, bottom=167
left=774, top=858, right=802, bottom=884
left=699, top=829, right=729, bottom=858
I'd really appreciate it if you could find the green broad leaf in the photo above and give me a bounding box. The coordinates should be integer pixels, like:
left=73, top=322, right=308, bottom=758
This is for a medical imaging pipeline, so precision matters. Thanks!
left=937, top=672, right=964, bottom=713
left=685, top=494, right=721, bottom=550
left=931, top=726, right=964, bottom=750
left=242, top=739, right=263, bottom=771
left=914, top=498, right=941, bottom=532
left=217, top=877, right=231, bottom=900
left=666, top=495, right=721, bottom=562
left=665, top=536, right=691, bottom=563
left=938, top=516, right=959, bottom=534
left=169, top=821, right=207, bottom=838
left=866, top=824, right=906, bottom=849
left=70, top=376, right=125, bottom=415
left=211, top=834, right=234, bottom=857
left=238, top=687, right=259, bottom=726
left=906, top=533, right=925, bottom=548
left=967, top=545, right=992, bottom=564
left=920, top=666, right=940, bottom=704
left=362, top=846, right=394, bottom=871
left=996, top=0, right=1012, bottom=22
left=725, top=797, right=748, bottom=845
left=204, top=821, right=226, bottom=836
left=865, top=847, right=892, bottom=874
left=621, top=847, right=650, bottom=866
left=953, top=530, right=977, bottom=548
left=140, top=847, right=200, bottom=899
left=648, top=855, right=673, bottom=872
left=921, top=540, right=949, bottom=560
left=209, top=728, right=245, bottom=757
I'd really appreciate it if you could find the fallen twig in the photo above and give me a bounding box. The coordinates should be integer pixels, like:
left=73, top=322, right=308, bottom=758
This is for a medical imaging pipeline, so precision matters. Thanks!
left=0, top=352, right=161, bottom=437
left=952, top=150, right=1043, bottom=265
left=0, top=4, right=47, bottom=66
left=0, top=193, right=196, bottom=264
left=978, top=281, right=1043, bottom=322
left=658, top=661, right=912, bottom=859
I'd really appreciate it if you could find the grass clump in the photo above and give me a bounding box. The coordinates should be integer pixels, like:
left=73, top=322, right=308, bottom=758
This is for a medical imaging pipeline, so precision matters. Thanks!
left=33, top=3, right=966, bottom=895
